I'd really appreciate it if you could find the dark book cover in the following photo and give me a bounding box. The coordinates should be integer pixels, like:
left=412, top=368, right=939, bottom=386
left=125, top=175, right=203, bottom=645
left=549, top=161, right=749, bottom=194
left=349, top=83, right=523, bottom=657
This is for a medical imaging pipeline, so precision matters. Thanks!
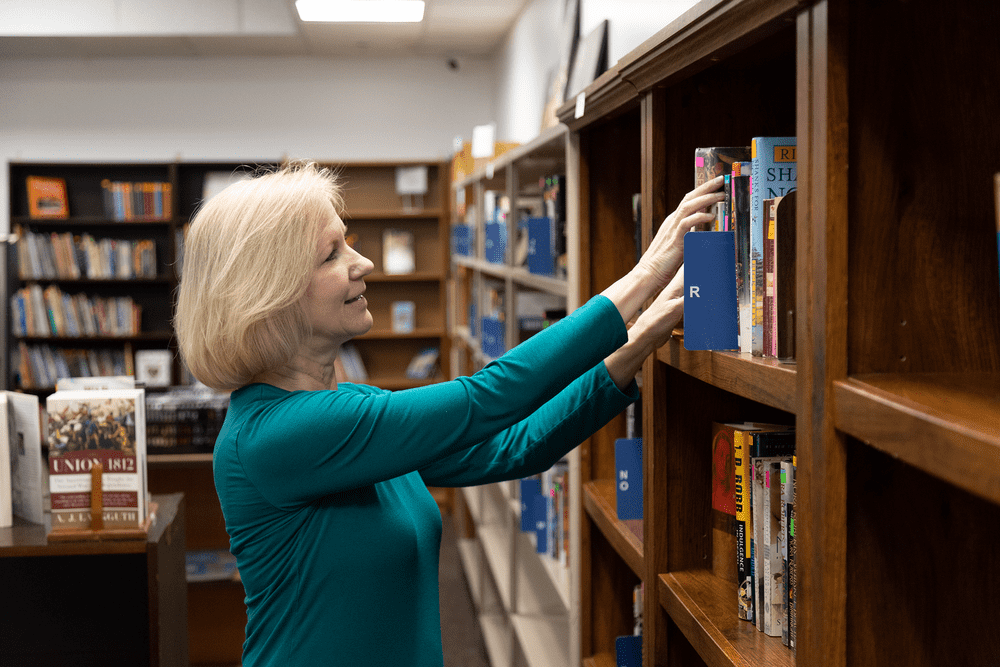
left=775, top=190, right=797, bottom=361
left=732, top=162, right=752, bottom=354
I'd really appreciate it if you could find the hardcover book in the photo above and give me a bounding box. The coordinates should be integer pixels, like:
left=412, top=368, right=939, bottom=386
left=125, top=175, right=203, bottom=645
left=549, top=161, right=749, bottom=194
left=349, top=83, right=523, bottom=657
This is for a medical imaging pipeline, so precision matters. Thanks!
left=383, top=229, right=416, bottom=274
left=4, top=391, right=44, bottom=525
left=46, top=388, right=148, bottom=531
left=526, top=216, right=555, bottom=276
left=695, top=146, right=751, bottom=231
left=520, top=477, right=541, bottom=532
left=750, top=137, right=797, bottom=356
left=760, top=458, right=787, bottom=637
left=26, top=175, right=69, bottom=218
left=780, top=458, right=796, bottom=646
left=732, top=162, right=753, bottom=353
left=763, top=197, right=778, bottom=357
left=774, top=191, right=797, bottom=360
left=683, top=231, right=738, bottom=350
left=615, top=438, right=642, bottom=521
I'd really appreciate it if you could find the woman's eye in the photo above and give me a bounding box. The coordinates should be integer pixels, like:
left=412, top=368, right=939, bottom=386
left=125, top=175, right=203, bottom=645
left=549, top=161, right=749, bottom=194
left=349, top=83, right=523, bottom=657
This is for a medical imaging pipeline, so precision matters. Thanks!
left=325, top=247, right=338, bottom=262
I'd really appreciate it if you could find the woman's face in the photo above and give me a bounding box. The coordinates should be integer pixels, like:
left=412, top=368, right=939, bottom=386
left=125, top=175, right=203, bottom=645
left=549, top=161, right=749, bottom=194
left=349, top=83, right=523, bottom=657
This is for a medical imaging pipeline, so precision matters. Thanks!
left=301, top=209, right=375, bottom=347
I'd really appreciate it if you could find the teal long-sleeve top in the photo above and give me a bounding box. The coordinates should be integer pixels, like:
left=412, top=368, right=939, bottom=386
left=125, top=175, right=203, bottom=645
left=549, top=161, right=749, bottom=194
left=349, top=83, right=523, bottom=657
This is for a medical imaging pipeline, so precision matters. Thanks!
left=213, top=295, right=639, bottom=666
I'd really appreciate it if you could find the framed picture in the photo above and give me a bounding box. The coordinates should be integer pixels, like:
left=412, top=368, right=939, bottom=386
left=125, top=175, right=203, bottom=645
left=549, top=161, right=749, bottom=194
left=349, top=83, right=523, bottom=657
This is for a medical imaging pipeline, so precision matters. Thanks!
left=26, top=176, right=69, bottom=218
left=135, top=349, right=173, bottom=387
left=566, top=19, right=609, bottom=100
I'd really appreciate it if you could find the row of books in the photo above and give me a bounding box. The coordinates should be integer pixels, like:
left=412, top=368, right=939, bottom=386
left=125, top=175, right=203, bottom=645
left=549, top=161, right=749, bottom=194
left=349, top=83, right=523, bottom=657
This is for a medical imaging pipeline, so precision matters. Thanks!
left=101, top=180, right=173, bottom=221
left=146, top=385, right=230, bottom=454
left=519, top=459, right=570, bottom=566
left=16, top=227, right=158, bottom=280
left=15, top=342, right=134, bottom=390
left=686, top=139, right=796, bottom=359
left=713, top=421, right=796, bottom=649
left=11, top=284, right=143, bottom=338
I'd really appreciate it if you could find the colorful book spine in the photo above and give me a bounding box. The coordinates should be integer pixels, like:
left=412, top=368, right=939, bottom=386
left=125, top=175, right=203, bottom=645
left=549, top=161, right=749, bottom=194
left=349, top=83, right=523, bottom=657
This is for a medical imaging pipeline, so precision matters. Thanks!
left=780, top=458, right=796, bottom=647
left=733, top=425, right=754, bottom=622
left=750, top=137, right=797, bottom=356
left=695, top=147, right=752, bottom=231
left=763, top=197, right=778, bottom=357
left=732, top=162, right=752, bottom=354
left=774, top=191, right=797, bottom=360
left=761, top=459, right=786, bottom=637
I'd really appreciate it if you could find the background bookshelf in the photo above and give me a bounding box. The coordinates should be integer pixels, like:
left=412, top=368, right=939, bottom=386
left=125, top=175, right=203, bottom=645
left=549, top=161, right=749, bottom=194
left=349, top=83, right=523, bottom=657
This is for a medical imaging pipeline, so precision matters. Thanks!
left=546, top=0, right=1000, bottom=666
left=448, top=123, right=582, bottom=667
left=6, top=157, right=455, bottom=664
left=324, top=160, right=452, bottom=391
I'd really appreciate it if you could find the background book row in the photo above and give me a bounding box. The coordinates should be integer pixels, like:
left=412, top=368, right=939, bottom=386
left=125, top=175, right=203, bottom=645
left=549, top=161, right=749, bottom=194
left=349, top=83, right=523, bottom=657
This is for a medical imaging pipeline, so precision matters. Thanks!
left=14, top=342, right=134, bottom=390
left=712, top=422, right=797, bottom=650
left=11, top=284, right=142, bottom=338
left=16, top=227, right=158, bottom=281
left=100, top=179, right=173, bottom=221
left=334, top=343, right=441, bottom=383
left=685, top=139, right=797, bottom=358
left=518, top=459, right=570, bottom=566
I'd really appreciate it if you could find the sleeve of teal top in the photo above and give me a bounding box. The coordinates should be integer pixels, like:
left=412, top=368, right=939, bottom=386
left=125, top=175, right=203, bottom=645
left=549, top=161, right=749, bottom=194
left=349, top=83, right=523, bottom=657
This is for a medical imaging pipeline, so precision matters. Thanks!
left=235, top=295, right=628, bottom=508
left=419, top=361, right=638, bottom=487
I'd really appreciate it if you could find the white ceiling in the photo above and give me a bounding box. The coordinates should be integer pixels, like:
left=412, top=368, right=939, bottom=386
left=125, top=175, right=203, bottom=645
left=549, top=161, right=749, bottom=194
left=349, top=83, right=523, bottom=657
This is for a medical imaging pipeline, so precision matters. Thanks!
left=0, top=0, right=530, bottom=58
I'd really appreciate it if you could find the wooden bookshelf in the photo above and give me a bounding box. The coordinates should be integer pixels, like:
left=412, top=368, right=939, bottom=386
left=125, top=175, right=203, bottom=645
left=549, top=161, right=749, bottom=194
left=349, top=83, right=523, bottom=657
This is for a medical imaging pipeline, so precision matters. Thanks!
left=551, top=0, right=1000, bottom=666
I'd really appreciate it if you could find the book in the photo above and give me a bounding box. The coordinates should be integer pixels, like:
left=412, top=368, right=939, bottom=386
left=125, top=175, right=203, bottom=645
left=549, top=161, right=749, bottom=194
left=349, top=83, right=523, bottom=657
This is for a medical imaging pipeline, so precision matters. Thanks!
left=520, top=477, right=541, bottom=532
left=615, top=634, right=642, bottom=667
left=46, top=387, right=148, bottom=531
left=337, top=344, right=368, bottom=383
left=615, top=438, right=642, bottom=521
left=711, top=422, right=737, bottom=517
left=186, top=549, right=239, bottom=583
left=732, top=162, right=753, bottom=353
left=26, top=175, right=69, bottom=218
left=4, top=391, right=44, bottom=525
left=695, top=147, right=751, bottom=231
left=135, top=349, right=172, bottom=387
left=774, top=191, right=797, bottom=360
left=542, top=174, right=567, bottom=277
left=780, top=458, right=795, bottom=647
left=683, top=230, right=738, bottom=350
left=750, top=137, right=796, bottom=355
left=383, top=229, right=415, bottom=274
left=763, top=197, right=778, bottom=357
left=733, top=423, right=792, bottom=623
left=405, top=347, right=439, bottom=379
left=391, top=300, right=415, bottom=334
left=526, top=216, right=556, bottom=275
left=749, top=427, right=794, bottom=632
left=760, top=458, right=786, bottom=637
left=787, top=456, right=797, bottom=648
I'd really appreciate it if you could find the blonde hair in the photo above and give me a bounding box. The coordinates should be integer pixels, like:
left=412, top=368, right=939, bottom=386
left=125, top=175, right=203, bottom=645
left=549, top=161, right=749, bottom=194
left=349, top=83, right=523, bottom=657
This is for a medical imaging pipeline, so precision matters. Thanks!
left=174, top=162, right=344, bottom=391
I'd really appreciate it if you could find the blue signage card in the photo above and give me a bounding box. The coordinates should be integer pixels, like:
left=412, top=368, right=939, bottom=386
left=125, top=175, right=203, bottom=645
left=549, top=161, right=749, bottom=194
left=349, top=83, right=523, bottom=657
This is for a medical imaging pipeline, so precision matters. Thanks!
left=615, top=438, right=643, bottom=521
left=683, top=230, right=739, bottom=351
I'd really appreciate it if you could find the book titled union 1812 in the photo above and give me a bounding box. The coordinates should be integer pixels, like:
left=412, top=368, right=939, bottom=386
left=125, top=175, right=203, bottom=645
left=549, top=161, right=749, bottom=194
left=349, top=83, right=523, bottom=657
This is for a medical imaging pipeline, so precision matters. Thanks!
left=750, top=137, right=796, bottom=356
left=46, top=388, right=147, bottom=531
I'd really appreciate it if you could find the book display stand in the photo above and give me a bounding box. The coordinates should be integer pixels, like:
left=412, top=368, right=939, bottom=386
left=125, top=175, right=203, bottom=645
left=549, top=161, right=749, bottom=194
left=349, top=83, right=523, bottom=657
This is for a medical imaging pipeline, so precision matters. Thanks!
left=47, top=462, right=156, bottom=543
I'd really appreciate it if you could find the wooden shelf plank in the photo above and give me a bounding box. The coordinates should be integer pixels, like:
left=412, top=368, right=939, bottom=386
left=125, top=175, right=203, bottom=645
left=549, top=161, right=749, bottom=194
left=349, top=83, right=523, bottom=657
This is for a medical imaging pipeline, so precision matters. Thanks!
left=582, top=651, right=617, bottom=667
left=834, top=373, right=1000, bottom=504
left=582, top=480, right=644, bottom=578
left=656, top=335, right=796, bottom=413
left=658, top=570, right=794, bottom=667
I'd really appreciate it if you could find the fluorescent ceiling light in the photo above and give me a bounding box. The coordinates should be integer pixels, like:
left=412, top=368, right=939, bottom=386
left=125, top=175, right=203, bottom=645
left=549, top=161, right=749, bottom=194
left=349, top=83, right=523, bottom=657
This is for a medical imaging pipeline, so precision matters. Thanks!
left=295, top=0, right=425, bottom=23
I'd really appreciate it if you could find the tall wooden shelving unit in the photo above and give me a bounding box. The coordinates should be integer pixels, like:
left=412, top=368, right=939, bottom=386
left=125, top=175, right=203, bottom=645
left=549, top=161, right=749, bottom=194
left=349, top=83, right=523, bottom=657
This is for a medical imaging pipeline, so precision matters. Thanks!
left=448, top=124, right=583, bottom=667
left=549, top=0, right=1000, bottom=666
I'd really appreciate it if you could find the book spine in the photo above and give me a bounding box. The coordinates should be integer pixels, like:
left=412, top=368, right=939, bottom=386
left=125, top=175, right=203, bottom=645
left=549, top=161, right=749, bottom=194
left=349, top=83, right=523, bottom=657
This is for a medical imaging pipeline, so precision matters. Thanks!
left=763, top=459, right=785, bottom=637
left=750, top=137, right=797, bottom=356
left=781, top=459, right=795, bottom=647
left=734, top=428, right=753, bottom=622
left=763, top=197, right=778, bottom=357
left=733, top=162, right=752, bottom=354
left=775, top=191, right=797, bottom=360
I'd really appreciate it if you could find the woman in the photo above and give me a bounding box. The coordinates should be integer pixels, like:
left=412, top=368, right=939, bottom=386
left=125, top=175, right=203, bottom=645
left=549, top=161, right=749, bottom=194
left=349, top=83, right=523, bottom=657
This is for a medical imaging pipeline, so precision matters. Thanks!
left=175, top=161, right=724, bottom=666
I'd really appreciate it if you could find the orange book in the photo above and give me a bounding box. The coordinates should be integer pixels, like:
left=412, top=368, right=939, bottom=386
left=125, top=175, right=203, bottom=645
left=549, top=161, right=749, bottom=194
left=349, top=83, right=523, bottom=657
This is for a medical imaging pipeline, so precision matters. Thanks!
left=26, top=176, right=69, bottom=218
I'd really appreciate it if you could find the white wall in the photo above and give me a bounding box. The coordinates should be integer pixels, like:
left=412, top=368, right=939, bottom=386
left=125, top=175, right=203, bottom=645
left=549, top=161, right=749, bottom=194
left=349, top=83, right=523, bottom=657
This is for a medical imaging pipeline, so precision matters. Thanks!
left=492, top=0, right=699, bottom=143
left=0, top=54, right=496, bottom=233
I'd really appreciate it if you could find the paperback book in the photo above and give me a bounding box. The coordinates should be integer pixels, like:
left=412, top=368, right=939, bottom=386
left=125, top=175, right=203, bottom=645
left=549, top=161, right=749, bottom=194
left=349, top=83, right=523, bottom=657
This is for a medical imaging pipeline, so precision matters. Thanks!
left=46, top=388, right=148, bottom=531
left=750, top=137, right=796, bottom=355
left=3, top=391, right=44, bottom=525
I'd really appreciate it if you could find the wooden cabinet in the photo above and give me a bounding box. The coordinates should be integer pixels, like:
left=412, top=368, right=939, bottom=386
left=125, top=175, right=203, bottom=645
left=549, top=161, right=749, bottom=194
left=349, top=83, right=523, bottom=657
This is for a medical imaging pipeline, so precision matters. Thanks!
left=551, top=0, right=1000, bottom=666
left=0, top=493, right=188, bottom=667
left=448, top=125, right=581, bottom=667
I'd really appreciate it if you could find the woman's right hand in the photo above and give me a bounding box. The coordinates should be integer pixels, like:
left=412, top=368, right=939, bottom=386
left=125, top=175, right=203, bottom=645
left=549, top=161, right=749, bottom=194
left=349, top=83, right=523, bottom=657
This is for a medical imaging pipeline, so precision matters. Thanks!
left=637, top=175, right=726, bottom=293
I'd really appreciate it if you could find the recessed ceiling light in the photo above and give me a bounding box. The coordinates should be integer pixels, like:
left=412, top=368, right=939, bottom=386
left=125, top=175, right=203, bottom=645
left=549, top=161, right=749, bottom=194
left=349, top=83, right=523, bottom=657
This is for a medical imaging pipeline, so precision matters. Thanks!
left=295, top=0, right=426, bottom=23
